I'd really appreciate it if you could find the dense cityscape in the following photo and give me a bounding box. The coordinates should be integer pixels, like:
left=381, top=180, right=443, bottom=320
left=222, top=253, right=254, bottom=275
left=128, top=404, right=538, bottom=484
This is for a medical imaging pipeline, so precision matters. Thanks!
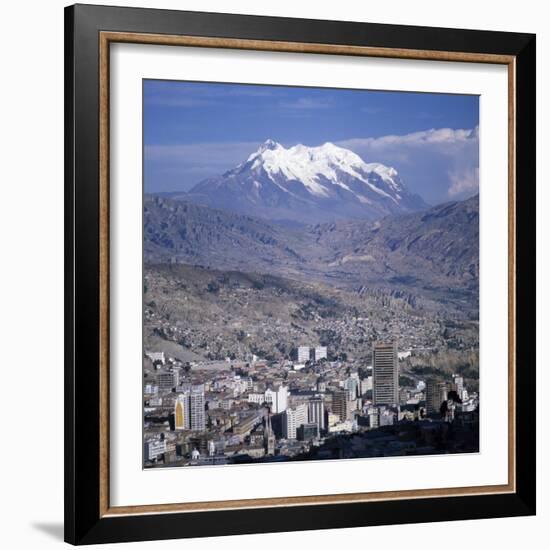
left=143, top=340, right=479, bottom=467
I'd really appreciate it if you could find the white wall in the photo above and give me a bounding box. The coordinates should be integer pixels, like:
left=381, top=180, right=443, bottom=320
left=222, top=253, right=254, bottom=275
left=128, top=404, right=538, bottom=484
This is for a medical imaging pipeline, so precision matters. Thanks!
left=0, top=0, right=546, bottom=548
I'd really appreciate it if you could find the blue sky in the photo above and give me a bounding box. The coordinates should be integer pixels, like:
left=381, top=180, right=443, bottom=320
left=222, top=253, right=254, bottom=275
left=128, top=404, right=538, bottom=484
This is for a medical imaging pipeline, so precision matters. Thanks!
left=144, top=80, right=479, bottom=204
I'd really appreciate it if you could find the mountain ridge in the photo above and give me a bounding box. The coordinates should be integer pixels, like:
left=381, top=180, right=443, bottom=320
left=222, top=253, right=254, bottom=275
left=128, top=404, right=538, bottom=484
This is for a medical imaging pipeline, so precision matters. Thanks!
left=144, top=193, right=478, bottom=313
left=168, top=140, right=429, bottom=224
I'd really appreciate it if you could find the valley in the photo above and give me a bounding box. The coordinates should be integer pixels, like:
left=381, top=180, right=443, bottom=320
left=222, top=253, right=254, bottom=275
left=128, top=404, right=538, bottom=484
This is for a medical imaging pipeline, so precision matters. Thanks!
left=144, top=193, right=479, bottom=317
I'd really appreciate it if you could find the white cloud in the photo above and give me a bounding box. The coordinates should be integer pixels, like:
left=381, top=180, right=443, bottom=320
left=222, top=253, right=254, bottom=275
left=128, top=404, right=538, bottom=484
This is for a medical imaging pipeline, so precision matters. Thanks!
left=448, top=168, right=479, bottom=198
left=337, top=127, right=479, bottom=204
left=339, top=127, right=478, bottom=151
left=145, top=141, right=260, bottom=191
left=145, top=96, right=217, bottom=108
left=145, top=141, right=258, bottom=163
left=144, top=83, right=276, bottom=108
left=278, top=97, right=331, bottom=110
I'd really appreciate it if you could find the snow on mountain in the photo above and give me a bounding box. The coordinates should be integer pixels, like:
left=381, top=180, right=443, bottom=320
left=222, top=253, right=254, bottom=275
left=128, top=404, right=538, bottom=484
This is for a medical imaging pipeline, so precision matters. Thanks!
left=181, top=140, right=429, bottom=224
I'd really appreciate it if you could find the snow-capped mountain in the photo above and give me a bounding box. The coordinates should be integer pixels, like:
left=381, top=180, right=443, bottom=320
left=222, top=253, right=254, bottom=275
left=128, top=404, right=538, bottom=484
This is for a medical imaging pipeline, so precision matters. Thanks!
left=181, top=140, right=428, bottom=224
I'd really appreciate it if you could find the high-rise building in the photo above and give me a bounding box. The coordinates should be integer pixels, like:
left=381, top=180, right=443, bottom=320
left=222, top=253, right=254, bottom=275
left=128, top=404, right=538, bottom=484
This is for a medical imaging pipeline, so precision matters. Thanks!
left=308, top=397, right=326, bottom=432
left=189, top=385, right=206, bottom=431
left=264, top=385, right=288, bottom=413
left=313, top=346, right=327, bottom=362
left=332, top=388, right=348, bottom=422
left=174, top=385, right=205, bottom=431
left=157, top=369, right=179, bottom=392
left=426, top=380, right=449, bottom=416
left=451, top=374, right=465, bottom=400
left=360, top=376, right=373, bottom=395
left=297, top=346, right=310, bottom=363
left=174, top=392, right=190, bottom=430
left=344, top=375, right=360, bottom=399
left=372, top=342, right=399, bottom=405
left=283, top=403, right=308, bottom=439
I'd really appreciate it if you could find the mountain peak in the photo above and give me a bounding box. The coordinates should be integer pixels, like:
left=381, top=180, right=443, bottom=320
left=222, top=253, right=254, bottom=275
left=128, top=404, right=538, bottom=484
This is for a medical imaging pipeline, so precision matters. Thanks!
left=319, top=141, right=340, bottom=151
left=188, top=140, right=429, bottom=224
left=257, top=139, right=283, bottom=153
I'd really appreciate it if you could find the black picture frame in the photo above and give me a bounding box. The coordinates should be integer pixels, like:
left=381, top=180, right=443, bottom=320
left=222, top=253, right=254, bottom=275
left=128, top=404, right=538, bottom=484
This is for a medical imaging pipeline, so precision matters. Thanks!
left=65, top=3, right=536, bottom=545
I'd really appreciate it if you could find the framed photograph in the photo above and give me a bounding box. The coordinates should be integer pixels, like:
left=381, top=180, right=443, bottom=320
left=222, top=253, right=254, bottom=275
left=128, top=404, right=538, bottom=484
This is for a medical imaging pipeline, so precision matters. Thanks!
left=64, top=3, right=536, bottom=545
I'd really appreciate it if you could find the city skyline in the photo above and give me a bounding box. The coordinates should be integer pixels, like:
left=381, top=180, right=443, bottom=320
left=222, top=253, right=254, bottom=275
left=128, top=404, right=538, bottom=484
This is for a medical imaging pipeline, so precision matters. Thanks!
left=144, top=340, right=479, bottom=467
